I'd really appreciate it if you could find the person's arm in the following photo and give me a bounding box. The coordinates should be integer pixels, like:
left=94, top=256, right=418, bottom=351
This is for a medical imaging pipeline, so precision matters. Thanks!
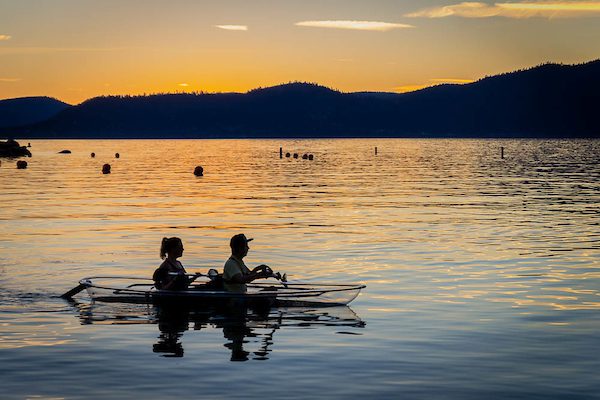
left=227, top=268, right=270, bottom=284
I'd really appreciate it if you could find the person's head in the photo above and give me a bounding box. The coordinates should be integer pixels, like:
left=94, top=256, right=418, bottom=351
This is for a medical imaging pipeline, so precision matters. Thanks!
left=230, top=234, right=253, bottom=258
left=160, top=237, right=184, bottom=259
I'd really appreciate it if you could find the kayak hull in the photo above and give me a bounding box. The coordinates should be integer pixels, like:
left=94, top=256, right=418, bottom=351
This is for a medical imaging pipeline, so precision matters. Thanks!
left=78, top=276, right=365, bottom=308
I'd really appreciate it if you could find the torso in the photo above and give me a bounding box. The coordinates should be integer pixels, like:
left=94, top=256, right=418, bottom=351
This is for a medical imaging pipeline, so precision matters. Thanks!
left=153, top=259, right=187, bottom=290
left=223, top=256, right=250, bottom=293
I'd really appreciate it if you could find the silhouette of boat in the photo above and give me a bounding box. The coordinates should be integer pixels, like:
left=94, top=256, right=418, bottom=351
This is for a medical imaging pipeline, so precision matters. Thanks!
left=69, top=276, right=365, bottom=308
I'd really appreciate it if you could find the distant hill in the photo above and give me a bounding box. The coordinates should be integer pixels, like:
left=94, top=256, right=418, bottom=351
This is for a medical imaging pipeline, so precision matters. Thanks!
left=4, top=60, right=600, bottom=138
left=0, top=97, right=71, bottom=131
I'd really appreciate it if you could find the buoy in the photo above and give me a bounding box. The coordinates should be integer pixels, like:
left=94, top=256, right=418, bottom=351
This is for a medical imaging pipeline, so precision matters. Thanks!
left=308, top=154, right=314, bottom=160
left=302, top=154, right=308, bottom=160
left=16, top=160, right=27, bottom=169
left=102, top=163, right=111, bottom=174
left=91, top=152, right=95, bottom=158
left=285, top=152, right=291, bottom=158
left=293, top=153, right=298, bottom=159
left=115, top=153, right=120, bottom=158
left=58, top=150, right=71, bottom=154
left=193, top=166, right=204, bottom=176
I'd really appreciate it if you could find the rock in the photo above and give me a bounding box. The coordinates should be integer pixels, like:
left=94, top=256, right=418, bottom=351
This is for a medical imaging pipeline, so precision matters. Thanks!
left=293, top=153, right=298, bottom=159
left=16, top=160, right=28, bottom=169
left=308, top=154, right=314, bottom=160
left=0, top=139, right=32, bottom=158
left=285, top=152, right=291, bottom=158
left=194, top=166, right=204, bottom=176
left=58, top=149, right=71, bottom=154
left=102, top=164, right=111, bottom=174
left=115, top=153, right=120, bottom=158
left=91, top=152, right=95, bottom=158
left=302, top=154, right=308, bottom=159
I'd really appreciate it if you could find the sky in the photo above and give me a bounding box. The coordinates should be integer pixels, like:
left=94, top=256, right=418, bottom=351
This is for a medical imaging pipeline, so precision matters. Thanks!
left=1, top=0, right=599, bottom=104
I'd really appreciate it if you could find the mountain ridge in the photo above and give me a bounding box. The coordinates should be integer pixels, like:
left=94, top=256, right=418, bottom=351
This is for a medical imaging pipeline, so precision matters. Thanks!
left=0, top=97, right=71, bottom=130
left=2, top=59, right=599, bottom=138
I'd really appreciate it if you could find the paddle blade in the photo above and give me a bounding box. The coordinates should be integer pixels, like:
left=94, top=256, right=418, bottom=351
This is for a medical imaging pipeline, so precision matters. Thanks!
left=60, top=283, right=87, bottom=299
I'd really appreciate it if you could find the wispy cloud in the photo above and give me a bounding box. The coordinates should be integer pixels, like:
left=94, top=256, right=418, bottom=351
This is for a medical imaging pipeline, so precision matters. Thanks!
left=0, top=78, right=21, bottom=82
left=0, top=34, right=12, bottom=41
left=395, top=77, right=474, bottom=93
left=0, top=46, right=127, bottom=55
left=295, top=20, right=414, bottom=31
left=405, top=1, right=600, bottom=19
left=215, top=25, right=248, bottom=31
left=178, top=83, right=190, bottom=87
left=429, top=78, right=475, bottom=84
left=395, top=84, right=430, bottom=93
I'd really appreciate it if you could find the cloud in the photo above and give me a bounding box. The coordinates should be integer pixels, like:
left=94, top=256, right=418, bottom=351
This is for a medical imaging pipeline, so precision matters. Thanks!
left=395, top=84, right=430, bottom=93
left=0, top=34, right=12, bottom=41
left=0, top=46, right=127, bottom=55
left=429, top=78, right=475, bottom=84
left=0, top=78, right=21, bottom=82
left=215, top=25, right=248, bottom=31
left=395, top=78, right=474, bottom=93
left=405, top=1, right=600, bottom=19
left=295, top=20, right=414, bottom=31
left=178, top=83, right=190, bottom=87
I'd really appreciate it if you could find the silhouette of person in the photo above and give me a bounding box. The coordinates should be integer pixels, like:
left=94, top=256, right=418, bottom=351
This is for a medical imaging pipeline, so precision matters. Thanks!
left=153, top=237, right=190, bottom=290
left=222, top=234, right=271, bottom=293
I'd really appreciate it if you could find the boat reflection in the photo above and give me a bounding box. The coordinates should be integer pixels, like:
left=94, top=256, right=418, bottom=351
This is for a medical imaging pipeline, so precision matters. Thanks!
left=70, top=301, right=365, bottom=361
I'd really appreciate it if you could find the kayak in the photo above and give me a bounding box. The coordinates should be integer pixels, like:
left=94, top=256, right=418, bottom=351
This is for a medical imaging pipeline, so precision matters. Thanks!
left=69, top=276, right=365, bottom=307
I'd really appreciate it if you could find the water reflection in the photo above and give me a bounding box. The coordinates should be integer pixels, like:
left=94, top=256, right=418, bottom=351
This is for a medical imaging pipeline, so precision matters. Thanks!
left=70, top=300, right=365, bottom=361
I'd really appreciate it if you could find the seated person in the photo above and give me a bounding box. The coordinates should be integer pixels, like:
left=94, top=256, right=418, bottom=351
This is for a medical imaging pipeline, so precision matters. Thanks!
left=153, top=237, right=190, bottom=290
left=223, top=234, right=272, bottom=293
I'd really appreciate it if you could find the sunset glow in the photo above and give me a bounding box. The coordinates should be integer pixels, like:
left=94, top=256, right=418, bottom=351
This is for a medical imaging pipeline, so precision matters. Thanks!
left=0, top=0, right=598, bottom=103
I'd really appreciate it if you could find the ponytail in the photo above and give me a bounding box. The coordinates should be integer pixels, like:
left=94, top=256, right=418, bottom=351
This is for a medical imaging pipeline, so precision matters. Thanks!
left=160, top=237, right=182, bottom=259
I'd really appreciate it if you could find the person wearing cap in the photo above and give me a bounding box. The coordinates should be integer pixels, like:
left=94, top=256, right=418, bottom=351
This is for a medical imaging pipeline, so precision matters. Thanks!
left=223, top=234, right=271, bottom=293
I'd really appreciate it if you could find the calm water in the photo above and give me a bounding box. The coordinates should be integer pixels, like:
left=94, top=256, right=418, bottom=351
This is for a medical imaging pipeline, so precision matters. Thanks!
left=0, top=139, right=599, bottom=399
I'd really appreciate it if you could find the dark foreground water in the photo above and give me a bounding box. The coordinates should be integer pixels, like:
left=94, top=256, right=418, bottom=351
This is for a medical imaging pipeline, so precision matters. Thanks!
left=0, top=139, right=599, bottom=399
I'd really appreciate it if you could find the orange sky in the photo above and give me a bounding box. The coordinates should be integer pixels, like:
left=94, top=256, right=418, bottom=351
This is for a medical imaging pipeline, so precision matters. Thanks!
left=1, top=0, right=599, bottom=103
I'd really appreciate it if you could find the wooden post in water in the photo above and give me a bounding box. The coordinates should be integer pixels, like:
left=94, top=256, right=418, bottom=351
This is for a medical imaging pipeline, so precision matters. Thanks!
left=501, top=147, right=504, bottom=159
left=375, top=146, right=378, bottom=155
left=280, top=147, right=283, bottom=159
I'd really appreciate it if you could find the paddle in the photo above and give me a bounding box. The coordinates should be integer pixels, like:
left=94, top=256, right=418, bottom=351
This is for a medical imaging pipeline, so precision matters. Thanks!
left=60, top=283, right=87, bottom=299
left=263, top=267, right=288, bottom=288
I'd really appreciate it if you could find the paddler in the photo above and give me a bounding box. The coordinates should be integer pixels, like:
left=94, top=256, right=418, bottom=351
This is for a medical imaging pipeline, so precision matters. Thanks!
left=153, top=237, right=191, bottom=290
left=222, top=234, right=272, bottom=293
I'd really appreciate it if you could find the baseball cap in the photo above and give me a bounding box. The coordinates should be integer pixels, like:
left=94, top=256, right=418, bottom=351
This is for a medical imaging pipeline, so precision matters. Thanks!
left=230, top=234, right=254, bottom=248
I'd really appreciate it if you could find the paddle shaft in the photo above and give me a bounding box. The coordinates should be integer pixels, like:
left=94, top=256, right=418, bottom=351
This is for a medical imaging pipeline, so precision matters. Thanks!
left=60, top=283, right=87, bottom=299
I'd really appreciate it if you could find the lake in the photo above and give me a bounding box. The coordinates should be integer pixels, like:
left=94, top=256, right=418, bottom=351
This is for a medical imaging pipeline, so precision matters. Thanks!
left=0, top=139, right=599, bottom=399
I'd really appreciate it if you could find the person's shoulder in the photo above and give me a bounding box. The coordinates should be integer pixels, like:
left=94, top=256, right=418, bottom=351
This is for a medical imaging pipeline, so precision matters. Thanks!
left=224, top=256, right=237, bottom=268
left=223, top=256, right=242, bottom=275
left=153, top=264, right=167, bottom=281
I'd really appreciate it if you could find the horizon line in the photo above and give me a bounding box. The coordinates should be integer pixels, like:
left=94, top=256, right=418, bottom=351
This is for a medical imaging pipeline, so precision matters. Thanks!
left=1, top=58, right=598, bottom=105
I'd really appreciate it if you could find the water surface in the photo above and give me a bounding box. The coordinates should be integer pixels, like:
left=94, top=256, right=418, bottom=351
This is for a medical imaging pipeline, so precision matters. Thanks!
left=1, top=139, right=599, bottom=399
